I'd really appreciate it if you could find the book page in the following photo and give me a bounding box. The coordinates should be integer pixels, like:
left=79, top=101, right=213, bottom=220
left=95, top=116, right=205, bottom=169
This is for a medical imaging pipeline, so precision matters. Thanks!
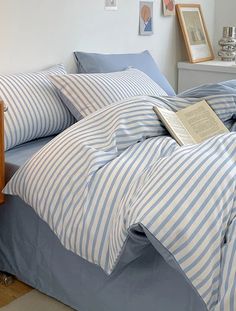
left=153, top=107, right=195, bottom=145
left=176, top=100, right=229, bottom=144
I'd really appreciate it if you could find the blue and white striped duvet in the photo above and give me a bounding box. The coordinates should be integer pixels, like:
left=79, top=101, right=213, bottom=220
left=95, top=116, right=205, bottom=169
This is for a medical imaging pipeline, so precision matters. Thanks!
left=4, top=91, right=236, bottom=311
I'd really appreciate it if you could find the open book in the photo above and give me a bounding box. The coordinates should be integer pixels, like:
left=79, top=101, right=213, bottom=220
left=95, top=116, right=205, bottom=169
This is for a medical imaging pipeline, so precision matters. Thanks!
left=153, top=100, right=229, bottom=146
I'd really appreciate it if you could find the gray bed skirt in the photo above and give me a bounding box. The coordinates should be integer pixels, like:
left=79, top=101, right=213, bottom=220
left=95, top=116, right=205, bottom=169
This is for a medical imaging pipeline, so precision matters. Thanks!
left=0, top=195, right=206, bottom=311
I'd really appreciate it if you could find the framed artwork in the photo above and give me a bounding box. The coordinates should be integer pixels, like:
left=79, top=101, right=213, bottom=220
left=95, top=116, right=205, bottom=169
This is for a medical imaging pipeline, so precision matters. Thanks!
left=163, top=0, right=175, bottom=16
left=176, top=4, right=214, bottom=63
left=105, top=0, right=118, bottom=10
left=139, top=1, right=153, bottom=36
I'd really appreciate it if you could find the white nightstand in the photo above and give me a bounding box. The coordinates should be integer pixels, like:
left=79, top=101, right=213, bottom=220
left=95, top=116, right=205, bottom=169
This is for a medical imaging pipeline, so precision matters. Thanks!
left=177, top=60, right=236, bottom=93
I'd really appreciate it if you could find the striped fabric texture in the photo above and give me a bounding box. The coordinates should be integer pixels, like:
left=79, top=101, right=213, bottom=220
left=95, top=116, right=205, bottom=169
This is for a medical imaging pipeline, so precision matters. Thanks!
left=178, top=79, right=236, bottom=98
left=49, top=68, right=167, bottom=120
left=4, top=93, right=236, bottom=311
left=0, top=64, right=74, bottom=151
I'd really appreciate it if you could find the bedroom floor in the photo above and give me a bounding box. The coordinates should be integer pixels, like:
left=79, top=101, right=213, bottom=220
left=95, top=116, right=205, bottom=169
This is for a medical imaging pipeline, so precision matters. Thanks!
left=0, top=280, right=32, bottom=307
left=0, top=280, right=74, bottom=310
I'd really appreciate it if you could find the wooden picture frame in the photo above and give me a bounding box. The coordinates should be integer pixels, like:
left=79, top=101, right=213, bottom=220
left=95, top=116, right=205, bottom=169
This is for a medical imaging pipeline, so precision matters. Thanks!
left=176, top=4, right=214, bottom=63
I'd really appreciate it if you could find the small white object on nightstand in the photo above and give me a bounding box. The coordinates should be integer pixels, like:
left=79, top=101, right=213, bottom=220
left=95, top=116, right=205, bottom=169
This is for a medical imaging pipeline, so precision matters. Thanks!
left=178, top=60, right=236, bottom=93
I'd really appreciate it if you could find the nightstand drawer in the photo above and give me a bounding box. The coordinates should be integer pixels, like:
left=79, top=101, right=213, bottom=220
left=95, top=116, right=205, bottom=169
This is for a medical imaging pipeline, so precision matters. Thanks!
left=178, top=60, right=236, bottom=93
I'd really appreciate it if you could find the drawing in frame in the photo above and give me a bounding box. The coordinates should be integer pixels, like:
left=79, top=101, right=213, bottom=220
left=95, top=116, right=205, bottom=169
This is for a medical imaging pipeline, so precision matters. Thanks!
left=139, top=1, right=153, bottom=36
left=163, top=0, right=175, bottom=16
left=176, top=4, right=214, bottom=63
left=105, top=0, right=118, bottom=10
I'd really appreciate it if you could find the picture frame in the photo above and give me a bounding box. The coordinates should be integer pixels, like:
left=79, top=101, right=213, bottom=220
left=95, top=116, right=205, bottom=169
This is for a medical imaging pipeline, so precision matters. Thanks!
left=139, top=1, right=153, bottom=36
left=104, top=0, right=118, bottom=10
left=162, top=0, right=175, bottom=16
left=176, top=4, right=214, bottom=63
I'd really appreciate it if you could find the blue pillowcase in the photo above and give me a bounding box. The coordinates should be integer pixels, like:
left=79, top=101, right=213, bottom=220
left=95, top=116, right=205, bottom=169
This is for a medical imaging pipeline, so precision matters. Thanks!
left=74, top=50, right=175, bottom=96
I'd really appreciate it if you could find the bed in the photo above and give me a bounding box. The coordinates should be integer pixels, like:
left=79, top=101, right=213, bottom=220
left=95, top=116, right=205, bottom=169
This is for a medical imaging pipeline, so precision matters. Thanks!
left=0, top=52, right=235, bottom=311
left=0, top=137, right=205, bottom=311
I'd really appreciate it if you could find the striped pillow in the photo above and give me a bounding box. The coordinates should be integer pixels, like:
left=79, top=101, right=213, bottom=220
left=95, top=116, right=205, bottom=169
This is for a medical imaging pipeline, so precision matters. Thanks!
left=49, top=68, right=167, bottom=119
left=1, top=64, right=75, bottom=151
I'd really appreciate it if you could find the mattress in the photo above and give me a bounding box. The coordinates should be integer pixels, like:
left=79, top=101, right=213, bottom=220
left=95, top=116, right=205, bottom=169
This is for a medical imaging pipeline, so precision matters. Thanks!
left=0, top=137, right=206, bottom=311
left=5, top=136, right=55, bottom=182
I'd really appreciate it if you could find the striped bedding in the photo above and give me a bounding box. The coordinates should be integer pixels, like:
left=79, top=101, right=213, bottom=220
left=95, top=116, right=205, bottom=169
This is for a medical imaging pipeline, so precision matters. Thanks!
left=4, top=91, right=236, bottom=311
left=49, top=68, right=167, bottom=119
left=0, top=64, right=74, bottom=151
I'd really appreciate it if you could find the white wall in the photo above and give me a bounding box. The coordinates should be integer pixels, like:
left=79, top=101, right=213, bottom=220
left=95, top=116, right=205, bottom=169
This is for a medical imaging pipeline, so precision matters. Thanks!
left=0, top=0, right=215, bottom=91
left=214, top=0, right=236, bottom=53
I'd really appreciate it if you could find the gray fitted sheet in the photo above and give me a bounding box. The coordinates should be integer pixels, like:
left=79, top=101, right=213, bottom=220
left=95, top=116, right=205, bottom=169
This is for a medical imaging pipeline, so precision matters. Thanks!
left=5, top=136, right=55, bottom=182
left=0, top=137, right=206, bottom=311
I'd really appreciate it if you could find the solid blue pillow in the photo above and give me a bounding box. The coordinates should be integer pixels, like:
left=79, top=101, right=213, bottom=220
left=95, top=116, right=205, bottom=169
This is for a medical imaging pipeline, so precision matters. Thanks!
left=74, top=50, right=175, bottom=96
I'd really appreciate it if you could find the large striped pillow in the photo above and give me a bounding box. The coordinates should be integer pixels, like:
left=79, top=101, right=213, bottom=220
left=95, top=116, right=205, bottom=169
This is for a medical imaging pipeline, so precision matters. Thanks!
left=49, top=68, right=167, bottom=119
left=1, top=64, right=75, bottom=151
